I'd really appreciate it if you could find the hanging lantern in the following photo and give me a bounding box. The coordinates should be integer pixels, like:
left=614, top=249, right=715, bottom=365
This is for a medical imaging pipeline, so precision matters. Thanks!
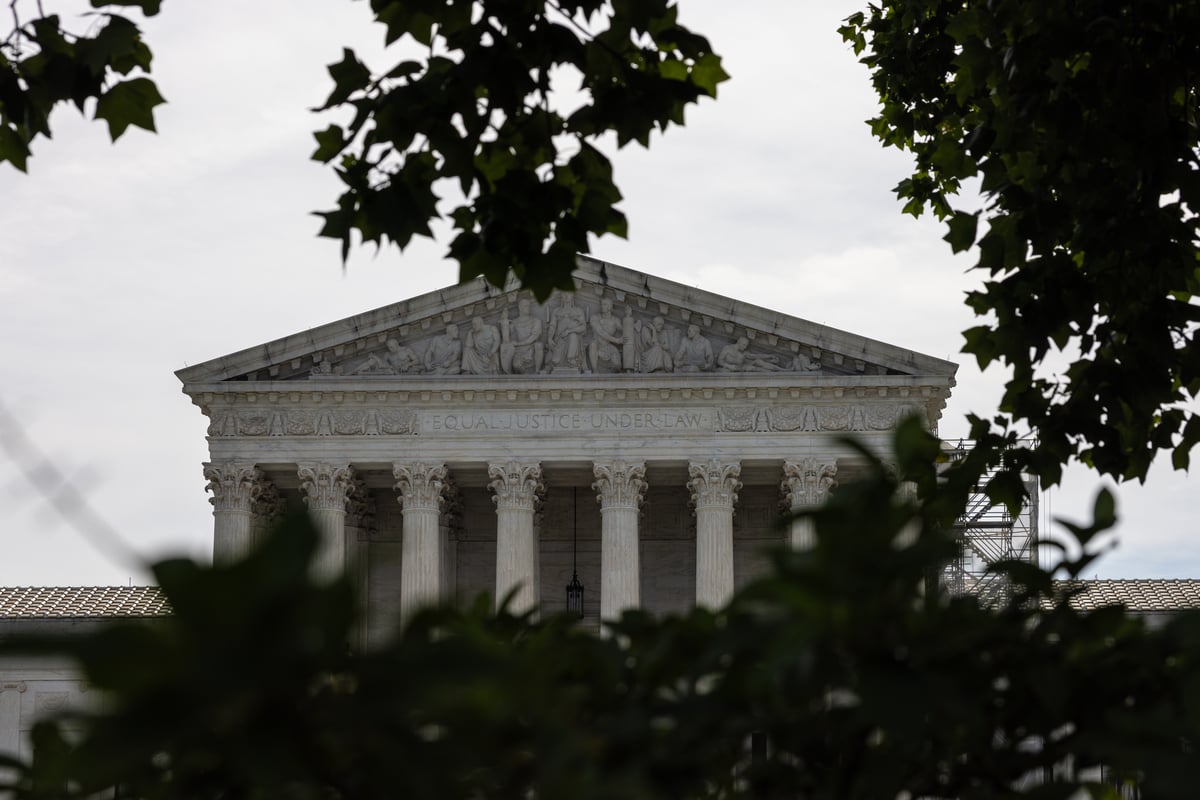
left=565, top=487, right=585, bottom=618
left=566, top=571, right=585, bottom=619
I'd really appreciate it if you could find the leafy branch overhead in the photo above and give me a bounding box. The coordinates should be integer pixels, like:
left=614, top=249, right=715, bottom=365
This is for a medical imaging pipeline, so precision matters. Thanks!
left=0, top=0, right=164, bottom=172
left=311, top=0, right=728, bottom=300
left=841, top=2, right=1200, bottom=486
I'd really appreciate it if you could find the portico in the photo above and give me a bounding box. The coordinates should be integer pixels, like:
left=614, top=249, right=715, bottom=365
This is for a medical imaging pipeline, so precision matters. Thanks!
left=182, top=258, right=956, bottom=635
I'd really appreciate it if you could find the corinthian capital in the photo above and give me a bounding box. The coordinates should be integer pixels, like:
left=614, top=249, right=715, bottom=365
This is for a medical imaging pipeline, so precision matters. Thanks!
left=297, top=463, right=356, bottom=512
left=781, top=459, right=838, bottom=508
left=393, top=462, right=449, bottom=511
left=488, top=461, right=544, bottom=511
left=687, top=459, right=742, bottom=509
left=203, top=462, right=263, bottom=513
left=592, top=460, right=647, bottom=510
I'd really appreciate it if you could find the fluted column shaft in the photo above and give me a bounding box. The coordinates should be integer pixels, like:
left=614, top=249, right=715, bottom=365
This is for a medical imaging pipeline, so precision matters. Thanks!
left=593, top=460, right=647, bottom=622
left=689, top=460, right=741, bottom=609
left=394, top=462, right=449, bottom=619
left=204, top=463, right=263, bottom=565
left=345, top=479, right=374, bottom=648
left=298, top=463, right=356, bottom=582
left=489, top=461, right=544, bottom=615
left=781, top=460, right=838, bottom=550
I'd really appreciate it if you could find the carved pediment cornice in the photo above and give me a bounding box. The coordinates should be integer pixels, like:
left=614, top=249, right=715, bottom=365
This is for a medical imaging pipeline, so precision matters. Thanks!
left=176, top=257, right=958, bottom=389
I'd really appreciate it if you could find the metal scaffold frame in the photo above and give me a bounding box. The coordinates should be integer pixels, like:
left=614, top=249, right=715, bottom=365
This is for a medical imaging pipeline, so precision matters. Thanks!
left=941, top=439, right=1040, bottom=604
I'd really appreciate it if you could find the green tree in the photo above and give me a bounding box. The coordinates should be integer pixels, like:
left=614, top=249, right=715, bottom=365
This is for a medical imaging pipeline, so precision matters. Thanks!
left=840, top=2, right=1200, bottom=488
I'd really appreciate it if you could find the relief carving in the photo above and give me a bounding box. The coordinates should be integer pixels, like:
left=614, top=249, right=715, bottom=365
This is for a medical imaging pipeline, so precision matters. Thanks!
left=588, top=298, right=628, bottom=373
left=461, top=316, right=501, bottom=375
left=284, top=289, right=878, bottom=380
left=236, top=411, right=270, bottom=436
left=353, top=338, right=421, bottom=375
left=638, top=315, right=675, bottom=373
left=674, top=324, right=714, bottom=372
left=286, top=410, right=316, bottom=435
left=719, top=407, right=757, bottom=432
left=332, top=410, right=366, bottom=435
left=425, top=324, right=463, bottom=374
left=717, top=337, right=786, bottom=372
left=377, top=408, right=417, bottom=434
left=547, top=293, right=588, bottom=372
left=500, top=298, right=545, bottom=374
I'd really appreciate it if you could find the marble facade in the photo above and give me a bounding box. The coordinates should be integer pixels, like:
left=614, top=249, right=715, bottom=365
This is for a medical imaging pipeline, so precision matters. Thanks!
left=177, top=258, right=958, bottom=634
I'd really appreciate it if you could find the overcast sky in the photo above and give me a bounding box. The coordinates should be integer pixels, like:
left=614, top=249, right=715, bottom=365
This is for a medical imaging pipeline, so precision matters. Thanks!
left=1, top=1, right=1194, bottom=586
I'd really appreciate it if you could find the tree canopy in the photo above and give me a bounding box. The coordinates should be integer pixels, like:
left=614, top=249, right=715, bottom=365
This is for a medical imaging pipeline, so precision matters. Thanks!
left=842, top=1, right=1200, bottom=488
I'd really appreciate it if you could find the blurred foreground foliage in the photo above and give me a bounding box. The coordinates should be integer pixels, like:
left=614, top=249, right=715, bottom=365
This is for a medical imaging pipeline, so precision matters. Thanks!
left=3, top=427, right=1200, bottom=800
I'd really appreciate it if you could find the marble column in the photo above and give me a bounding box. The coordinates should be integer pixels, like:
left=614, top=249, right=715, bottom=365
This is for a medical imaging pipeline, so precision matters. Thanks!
left=203, top=462, right=263, bottom=564
left=298, top=463, right=356, bottom=582
left=688, top=459, right=741, bottom=609
left=344, top=478, right=375, bottom=648
left=489, top=461, right=544, bottom=615
left=780, top=459, right=838, bottom=550
left=393, top=462, right=449, bottom=619
left=592, top=460, right=647, bottom=622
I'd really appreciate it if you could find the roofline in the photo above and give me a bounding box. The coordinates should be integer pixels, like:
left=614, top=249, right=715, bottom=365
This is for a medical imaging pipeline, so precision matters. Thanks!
left=177, top=256, right=959, bottom=385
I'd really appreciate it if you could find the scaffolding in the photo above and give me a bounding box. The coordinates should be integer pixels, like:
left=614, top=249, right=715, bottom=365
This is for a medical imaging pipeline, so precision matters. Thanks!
left=941, top=439, right=1040, bottom=604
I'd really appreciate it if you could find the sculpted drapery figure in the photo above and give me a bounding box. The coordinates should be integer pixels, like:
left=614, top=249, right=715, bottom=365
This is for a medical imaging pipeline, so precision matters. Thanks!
left=354, top=338, right=420, bottom=375
left=717, top=337, right=786, bottom=372
left=500, top=298, right=544, bottom=374
left=461, top=316, right=501, bottom=375
left=425, top=324, right=463, bottom=374
left=588, top=298, right=625, bottom=373
left=639, top=316, right=674, bottom=373
left=547, top=293, right=587, bottom=372
left=674, top=324, right=714, bottom=372
left=301, top=292, right=838, bottom=379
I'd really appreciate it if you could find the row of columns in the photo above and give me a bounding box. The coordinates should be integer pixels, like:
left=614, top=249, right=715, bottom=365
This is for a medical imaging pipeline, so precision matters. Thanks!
left=203, top=457, right=839, bottom=622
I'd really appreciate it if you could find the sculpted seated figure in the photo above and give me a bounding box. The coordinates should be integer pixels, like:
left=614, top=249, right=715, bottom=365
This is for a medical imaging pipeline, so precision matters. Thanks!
left=354, top=338, right=420, bottom=375
left=674, top=324, right=714, bottom=372
left=639, top=316, right=674, bottom=373
left=500, top=298, right=544, bottom=374
left=547, top=294, right=587, bottom=371
left=461, top=316, right=501, bottom=375
left=425, top=323, right=463, bottom=374
left=717, top=337, right=786, bottom=372
left=588, top=298, right=625, bottom=373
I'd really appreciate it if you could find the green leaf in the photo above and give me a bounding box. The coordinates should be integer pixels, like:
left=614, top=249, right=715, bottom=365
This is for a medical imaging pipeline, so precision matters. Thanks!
left=311, top=124, right=347, bottom=163
left=94, top=77, right=165, bottom=140
left=943, top=211, right=979, bottom=253
left=0, top=124, right=31, bottom=172
left=690, top=53, right=729, bottom=96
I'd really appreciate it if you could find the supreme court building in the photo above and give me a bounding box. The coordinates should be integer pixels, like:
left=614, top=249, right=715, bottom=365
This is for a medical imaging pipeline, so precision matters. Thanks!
left=177, top=258, right=957, bottom=635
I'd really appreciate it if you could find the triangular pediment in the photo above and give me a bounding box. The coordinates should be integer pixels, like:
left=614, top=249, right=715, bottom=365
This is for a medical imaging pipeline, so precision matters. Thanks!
left=176, top=257, right=957, bottom=386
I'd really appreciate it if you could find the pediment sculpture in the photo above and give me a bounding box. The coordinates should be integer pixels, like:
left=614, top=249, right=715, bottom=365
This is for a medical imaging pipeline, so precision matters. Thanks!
left=308, top=291, right=844, bottom=381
